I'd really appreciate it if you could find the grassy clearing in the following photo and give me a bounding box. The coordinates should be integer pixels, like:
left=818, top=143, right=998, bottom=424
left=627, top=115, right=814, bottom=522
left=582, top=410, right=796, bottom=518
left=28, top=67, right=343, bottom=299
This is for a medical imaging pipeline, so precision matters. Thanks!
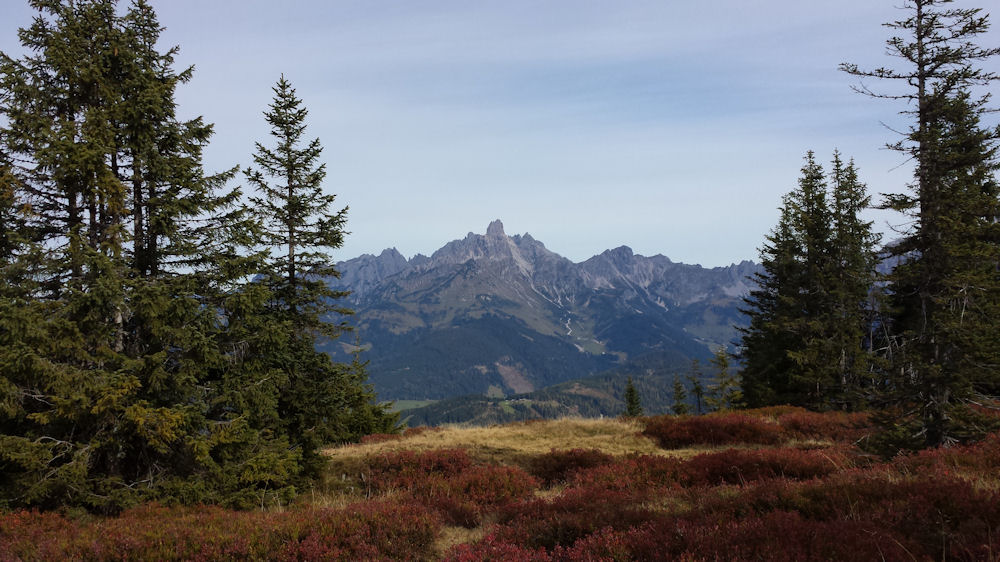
left=324, top=417, right=700, bottom=467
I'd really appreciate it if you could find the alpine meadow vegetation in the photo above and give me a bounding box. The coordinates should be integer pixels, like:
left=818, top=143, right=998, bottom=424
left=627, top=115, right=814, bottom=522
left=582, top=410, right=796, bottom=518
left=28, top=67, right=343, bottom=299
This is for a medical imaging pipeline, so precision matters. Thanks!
left=9, top=411, right=1000, bottom=560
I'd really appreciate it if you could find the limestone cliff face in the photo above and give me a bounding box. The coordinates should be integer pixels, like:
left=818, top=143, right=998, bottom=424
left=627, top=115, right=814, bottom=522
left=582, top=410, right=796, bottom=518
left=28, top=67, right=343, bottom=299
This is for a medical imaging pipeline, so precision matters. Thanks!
left=326, top=220, right=760, bottom=400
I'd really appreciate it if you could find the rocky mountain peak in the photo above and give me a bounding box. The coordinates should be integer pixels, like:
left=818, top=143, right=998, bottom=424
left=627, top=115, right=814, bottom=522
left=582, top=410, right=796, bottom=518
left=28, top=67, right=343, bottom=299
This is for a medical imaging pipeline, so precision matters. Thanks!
left=486, top=219, right=505, bottom=238
left=606, top=245, right=634, bottom=262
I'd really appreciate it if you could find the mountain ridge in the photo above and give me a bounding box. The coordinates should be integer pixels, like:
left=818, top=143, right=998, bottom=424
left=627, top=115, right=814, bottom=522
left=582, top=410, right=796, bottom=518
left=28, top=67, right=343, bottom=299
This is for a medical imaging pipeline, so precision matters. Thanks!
left=325, top=220, right=759, bottom=401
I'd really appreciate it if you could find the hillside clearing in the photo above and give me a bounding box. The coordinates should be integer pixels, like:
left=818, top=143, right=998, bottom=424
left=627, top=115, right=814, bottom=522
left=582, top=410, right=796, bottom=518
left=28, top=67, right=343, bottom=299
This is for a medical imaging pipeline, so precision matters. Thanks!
left=323, top=417, right=701, bottom=466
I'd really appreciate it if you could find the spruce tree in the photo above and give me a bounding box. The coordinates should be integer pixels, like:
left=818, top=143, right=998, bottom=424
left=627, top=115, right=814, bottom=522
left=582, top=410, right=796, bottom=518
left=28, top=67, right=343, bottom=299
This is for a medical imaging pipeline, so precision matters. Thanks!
left=671, top=375, right=690, bottom=415
left=1, top=0, right=149, bottom=511
left=706, top=347, right=742, bottom=412
left=782, top=153, right=842, bottom=409
left=0, top=0, right=293, bottom=511
left=623, top=376, right=643, bottom=417
left=740, top=152, right=880, bottom=411
left=842, top=0, right=1000, bottom=447
left=245, top=76, right=395, bottom=474
left=739, top=197, right=802, bottom=407
left=686, top=359, right=706, bottom=415
left=827, top=153, right=883, bottom=409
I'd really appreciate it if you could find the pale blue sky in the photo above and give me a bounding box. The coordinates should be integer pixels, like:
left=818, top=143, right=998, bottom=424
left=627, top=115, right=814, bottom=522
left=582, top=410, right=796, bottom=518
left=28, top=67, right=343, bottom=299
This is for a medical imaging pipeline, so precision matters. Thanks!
left=2, top=1, right=997, bottom=266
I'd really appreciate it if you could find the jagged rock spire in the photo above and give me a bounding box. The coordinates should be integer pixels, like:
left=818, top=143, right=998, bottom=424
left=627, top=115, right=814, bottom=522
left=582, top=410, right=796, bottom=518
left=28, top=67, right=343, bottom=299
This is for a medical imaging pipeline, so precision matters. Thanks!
left=486, top=219, right=505, bottom=238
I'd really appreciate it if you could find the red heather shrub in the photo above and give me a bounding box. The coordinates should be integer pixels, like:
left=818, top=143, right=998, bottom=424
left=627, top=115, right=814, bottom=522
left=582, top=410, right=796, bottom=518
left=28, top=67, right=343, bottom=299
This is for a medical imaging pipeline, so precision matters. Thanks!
left=364, top=448, right=538, bottom=527
left=740, top=405, right=811, bottom=418
left=716, top=471, right=1000, bottom=560
left=366, top=448, right=475, bottom=491
left=893, top=430, right=1000, bottom=477
left=403, top=425, right=443, bottom=437
left=561, top=511, right=915, bottom=562
left=567, top=454, right=682, bottom=498
left=425, top=464, right=540, bottom=527
left=679, top=447, right=850, bottom=487
left=0, top=502, right=441, bottom=561
left=527, top=448, right=616, bottom=485
left=448, top=465, right=537, bottom=507
left=293, top=500, right=440, bottom=561
left=777, top=410, right=873, bottom=442
left=444, top=534, right=554, bottom=562
left=0, top=510, right=87, bottom=561
left=642, top=413, right=784, bottom=449
left=840, top=476, right=1000, bottom=560
left=494, top=487, right=658, bottom=550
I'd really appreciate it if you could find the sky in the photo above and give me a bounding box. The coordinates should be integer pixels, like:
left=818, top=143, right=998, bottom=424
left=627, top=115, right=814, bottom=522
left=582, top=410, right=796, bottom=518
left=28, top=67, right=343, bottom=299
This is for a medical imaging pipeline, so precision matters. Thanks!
left=1, top=1, right=998, bottom=267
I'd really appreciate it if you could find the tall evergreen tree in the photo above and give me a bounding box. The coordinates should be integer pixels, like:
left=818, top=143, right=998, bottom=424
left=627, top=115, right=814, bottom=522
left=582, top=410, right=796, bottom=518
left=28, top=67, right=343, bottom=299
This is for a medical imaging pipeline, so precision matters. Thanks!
left=245, top=76, right=395, bottom=475
left=842, top=0, right=1000, bottom=447
left=1, top=0, right=296, bottom=511
left=740, top=153, right=880, bottom=411
left=623, top=376, right=643, bottom=417
left=785, top=154, right=837, bottom=406
left=827, top=153, right=883, bottom=409
left=740, top=194, right=802, bottom=407
left=706, top=347, right=742, bottom=412
left=686, top=359, right=706, bottom=415
left=671, top=375, right=690, bottom=416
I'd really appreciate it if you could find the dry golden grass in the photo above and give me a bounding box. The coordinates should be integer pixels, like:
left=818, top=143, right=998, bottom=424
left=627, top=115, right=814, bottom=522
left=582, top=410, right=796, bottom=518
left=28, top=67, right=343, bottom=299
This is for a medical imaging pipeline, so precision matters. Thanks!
left=434, top=525, right=489, bottom=557
left=323, top=417, right=701, bottom=467
left=315, top=417, right=711, bottom=509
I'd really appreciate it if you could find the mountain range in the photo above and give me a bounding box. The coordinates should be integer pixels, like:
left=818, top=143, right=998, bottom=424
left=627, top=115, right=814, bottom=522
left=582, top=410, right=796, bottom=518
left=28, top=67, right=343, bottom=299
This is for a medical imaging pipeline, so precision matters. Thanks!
left=324, top=220, right=759, bottom=404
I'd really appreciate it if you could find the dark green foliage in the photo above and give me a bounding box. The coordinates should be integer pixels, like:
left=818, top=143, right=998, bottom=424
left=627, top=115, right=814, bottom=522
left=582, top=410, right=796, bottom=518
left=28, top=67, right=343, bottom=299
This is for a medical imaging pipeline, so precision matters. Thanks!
left=0, top=0, right=391, bottom=512
left=623, top=377, right=643, bottom=417
left=843, top=0, right=1000, bottom=447
left=739, top=152, right=880, bottom=411
left=0, top=0, right=267, bottom=512
left=826, top=154, right=883, bottom=409
left=243, top=75, right=398, bottom=475
left=686, top=359, right=706, bottom=415
left=706, top=346, right=742, bottom=411
left=671, top=375, right=690, bottom=415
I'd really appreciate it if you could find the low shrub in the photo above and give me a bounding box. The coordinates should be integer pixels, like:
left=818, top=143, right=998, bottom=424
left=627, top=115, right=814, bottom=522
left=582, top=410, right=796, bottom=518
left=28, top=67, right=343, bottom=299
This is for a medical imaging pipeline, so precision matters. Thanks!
left=0, top=501, right=440, bottom=561
left=360, top=433, right=403, bottom=444
left=893, top=430, right=1000, bottom=479
left=679, top=447, right=851, bottom=487
left=568, top=454, right=682, bottom=498
left=561, top=511, right=915, bottom=562
left=527, top=449, right=616, bottom=486
left=698, top=470, right=1000, bottom=560
left=364, top=448, right=538, bottom=527
left=444, top=534, right=554, bottom=562
left=777, top=410, right=873, bottom=442
left=493, top=488, right=658, bottom=550
left=642, top=414, right=784, bottom=449
left=740, top=405, right=811, bottom=419
left=366, top=448, right=474, bottom=491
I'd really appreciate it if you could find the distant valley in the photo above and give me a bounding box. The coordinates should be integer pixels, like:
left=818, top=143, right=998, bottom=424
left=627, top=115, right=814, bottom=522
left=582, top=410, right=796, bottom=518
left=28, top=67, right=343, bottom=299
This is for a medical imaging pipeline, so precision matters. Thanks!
left=324, top=220, right=759, bottom=411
